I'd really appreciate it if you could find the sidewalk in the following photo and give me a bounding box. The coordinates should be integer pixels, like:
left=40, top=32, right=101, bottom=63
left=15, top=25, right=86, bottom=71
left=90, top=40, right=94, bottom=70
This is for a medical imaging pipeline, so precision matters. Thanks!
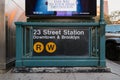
left=0, top=60, right=120, bottom=80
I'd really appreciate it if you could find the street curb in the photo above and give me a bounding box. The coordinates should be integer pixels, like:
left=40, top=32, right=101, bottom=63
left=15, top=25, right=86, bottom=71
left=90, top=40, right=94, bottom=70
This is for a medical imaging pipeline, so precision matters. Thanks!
left=12, top=67, right=111, bottom=73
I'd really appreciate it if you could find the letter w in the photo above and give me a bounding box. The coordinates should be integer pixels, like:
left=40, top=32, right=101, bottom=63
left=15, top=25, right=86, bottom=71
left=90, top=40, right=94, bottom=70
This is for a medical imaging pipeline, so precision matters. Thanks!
left=47, top=45, right=54, bottom=50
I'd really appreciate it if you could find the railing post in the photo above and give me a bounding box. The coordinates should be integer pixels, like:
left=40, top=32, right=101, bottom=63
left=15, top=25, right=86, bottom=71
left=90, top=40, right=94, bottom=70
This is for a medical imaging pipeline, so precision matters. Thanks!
left=99, top=0, right=106, bottom=67
left=15, top=23, right=23, bottom=67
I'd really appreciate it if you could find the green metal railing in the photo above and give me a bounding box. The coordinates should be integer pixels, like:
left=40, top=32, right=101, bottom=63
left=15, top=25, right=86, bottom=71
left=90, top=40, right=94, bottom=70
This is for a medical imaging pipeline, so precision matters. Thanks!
left=15, top=22, right=105, bottom=67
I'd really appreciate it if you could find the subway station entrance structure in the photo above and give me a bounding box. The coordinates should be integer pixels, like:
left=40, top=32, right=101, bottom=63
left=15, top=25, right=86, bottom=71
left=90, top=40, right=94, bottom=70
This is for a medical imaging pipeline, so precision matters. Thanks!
left=15, top=0, right=106, bottom=67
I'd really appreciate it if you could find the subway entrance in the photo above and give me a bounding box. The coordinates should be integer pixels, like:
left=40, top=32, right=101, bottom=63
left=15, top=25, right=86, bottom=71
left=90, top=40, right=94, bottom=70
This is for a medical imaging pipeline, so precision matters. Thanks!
left=15, top=0, right=106, bottom=67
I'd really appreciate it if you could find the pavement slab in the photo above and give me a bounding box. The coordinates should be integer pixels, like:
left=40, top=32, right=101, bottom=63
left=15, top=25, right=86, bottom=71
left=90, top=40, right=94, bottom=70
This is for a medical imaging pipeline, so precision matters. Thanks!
left=0, top=60, right=120, bottom=80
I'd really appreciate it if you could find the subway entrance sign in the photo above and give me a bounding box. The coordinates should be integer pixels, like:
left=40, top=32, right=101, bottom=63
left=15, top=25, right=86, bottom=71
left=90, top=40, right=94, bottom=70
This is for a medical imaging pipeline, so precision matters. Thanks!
left=33, top=27, right=89, bottom=56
